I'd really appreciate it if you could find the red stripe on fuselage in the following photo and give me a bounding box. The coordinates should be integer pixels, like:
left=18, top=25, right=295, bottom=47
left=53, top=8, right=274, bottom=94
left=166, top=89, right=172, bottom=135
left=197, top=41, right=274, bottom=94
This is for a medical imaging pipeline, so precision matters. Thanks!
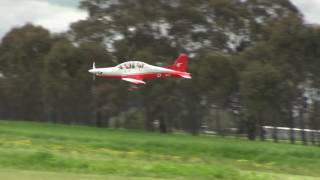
left=96, top=72, right=181, bottom=80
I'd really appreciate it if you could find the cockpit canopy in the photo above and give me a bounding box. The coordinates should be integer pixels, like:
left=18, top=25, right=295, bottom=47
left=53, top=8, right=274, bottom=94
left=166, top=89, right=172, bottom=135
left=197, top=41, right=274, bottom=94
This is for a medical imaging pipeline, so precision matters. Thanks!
left=117, top=61, right=145, bottom=70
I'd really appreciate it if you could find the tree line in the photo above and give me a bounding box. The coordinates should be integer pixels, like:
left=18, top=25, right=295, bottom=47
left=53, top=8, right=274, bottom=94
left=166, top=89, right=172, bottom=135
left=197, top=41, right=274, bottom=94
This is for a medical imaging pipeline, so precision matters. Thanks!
left=0, top=0, right=319, bottom=145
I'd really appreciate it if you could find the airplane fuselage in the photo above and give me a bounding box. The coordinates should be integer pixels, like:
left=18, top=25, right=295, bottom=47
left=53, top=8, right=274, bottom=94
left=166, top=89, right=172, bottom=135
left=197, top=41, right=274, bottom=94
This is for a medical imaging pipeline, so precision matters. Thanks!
left=91, top=62, right=180, bottom=78
left=88, top=54, right=191, bottom=84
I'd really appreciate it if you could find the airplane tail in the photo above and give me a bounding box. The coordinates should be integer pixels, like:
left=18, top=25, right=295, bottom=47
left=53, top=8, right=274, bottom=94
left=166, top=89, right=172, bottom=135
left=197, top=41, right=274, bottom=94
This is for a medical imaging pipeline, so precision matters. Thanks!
left=165, top=53, right=188, bottom=72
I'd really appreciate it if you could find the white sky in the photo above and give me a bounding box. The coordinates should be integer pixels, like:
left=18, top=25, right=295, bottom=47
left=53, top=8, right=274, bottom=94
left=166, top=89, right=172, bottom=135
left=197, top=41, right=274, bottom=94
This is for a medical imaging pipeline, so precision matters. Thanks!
left=0, top=0, right=319, bottom=39
left=0, top=0, right=87, bottom=38
left=290, top=0, right=320, bottom=24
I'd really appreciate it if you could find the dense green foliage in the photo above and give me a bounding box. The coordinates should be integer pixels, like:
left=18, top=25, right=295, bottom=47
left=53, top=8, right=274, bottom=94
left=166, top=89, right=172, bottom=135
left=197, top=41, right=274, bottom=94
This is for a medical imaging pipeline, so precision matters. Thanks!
left=0, top=120, right=319, bottom=179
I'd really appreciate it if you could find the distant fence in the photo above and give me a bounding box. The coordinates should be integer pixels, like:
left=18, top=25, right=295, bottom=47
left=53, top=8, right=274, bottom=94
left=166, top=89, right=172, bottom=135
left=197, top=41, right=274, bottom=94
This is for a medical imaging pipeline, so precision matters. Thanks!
left=202, top=126, right=320, bottom=143
left=262, top=126, right=320, bottom=141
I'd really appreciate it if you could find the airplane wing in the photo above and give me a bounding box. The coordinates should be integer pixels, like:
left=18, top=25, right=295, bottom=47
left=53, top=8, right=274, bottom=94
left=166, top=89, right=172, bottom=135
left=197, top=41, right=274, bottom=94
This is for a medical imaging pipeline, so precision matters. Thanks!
left=122, top=78, right=146, bottom=84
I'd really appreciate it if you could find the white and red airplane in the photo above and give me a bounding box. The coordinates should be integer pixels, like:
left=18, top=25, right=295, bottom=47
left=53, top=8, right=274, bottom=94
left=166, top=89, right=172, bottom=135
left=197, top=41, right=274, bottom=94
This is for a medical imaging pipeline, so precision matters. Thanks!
left=88, top=54, right=191, bottom=84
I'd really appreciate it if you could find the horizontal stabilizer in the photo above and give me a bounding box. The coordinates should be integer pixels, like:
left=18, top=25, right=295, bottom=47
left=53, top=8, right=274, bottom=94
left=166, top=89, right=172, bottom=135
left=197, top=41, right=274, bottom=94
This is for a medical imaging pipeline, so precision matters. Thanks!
left=122, top=78, right=146, bottom=84
left=179, top=73, right=192, bottom=79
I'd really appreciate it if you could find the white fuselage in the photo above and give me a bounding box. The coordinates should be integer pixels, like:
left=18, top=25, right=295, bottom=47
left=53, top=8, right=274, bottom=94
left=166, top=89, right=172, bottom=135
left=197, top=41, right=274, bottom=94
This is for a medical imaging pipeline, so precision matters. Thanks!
left=88, top=61, right=175, bottom=77
left=88, top=53, right=191, bottom=84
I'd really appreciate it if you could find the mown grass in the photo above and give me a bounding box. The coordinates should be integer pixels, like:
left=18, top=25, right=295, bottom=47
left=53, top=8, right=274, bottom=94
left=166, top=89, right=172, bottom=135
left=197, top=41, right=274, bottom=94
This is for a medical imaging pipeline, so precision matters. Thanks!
left=0, top=120, right=319, bottom=179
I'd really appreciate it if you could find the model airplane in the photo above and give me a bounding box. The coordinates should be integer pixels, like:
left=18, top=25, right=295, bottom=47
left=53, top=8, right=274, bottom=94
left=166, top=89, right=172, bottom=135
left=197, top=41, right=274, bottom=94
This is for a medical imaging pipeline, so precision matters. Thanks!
left=88, top=54, right=191, bottom=84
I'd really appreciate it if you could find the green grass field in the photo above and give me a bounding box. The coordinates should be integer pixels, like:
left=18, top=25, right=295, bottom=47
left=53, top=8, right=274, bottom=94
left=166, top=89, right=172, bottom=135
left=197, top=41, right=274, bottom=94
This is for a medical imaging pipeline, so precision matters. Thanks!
left=0, top=120, right=319, bottom=180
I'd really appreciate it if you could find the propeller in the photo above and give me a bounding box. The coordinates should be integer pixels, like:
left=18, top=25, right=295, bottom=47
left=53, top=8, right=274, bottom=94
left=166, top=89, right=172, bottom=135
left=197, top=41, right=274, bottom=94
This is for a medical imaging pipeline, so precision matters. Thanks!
left=92, top=62, right=96, bottom=80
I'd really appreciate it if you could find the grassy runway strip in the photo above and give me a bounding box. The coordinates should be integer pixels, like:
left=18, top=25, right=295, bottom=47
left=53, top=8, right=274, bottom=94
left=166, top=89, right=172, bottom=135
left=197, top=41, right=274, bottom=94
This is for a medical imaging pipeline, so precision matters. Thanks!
left=0, top=120, right=319, bottom=179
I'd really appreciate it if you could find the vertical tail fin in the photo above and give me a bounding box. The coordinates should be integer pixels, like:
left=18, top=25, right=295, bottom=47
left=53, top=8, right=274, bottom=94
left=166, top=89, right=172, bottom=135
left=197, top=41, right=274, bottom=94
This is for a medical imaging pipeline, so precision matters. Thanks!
left=165, top=53, right=188, bottom=72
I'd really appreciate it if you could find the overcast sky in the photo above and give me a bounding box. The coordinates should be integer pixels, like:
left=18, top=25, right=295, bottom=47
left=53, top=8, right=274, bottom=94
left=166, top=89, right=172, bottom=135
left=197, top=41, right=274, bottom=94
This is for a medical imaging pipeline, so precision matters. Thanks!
left=0, top=0, right=319, bottom=39
left=290, top=0, right=320, bottom=24
left=0, top=0, right=87, bottom=38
